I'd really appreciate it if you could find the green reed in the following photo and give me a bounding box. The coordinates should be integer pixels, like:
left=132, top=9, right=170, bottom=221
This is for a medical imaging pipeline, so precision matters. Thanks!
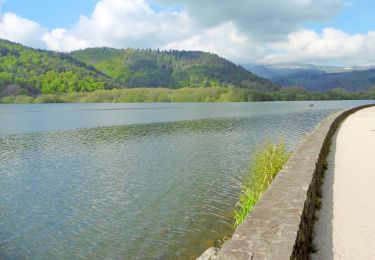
left=234, top=140, right=290, bottom=226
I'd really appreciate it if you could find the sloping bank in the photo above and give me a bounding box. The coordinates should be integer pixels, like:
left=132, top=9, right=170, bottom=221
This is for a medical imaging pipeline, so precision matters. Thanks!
left=199, top=104, right=375, bottom=260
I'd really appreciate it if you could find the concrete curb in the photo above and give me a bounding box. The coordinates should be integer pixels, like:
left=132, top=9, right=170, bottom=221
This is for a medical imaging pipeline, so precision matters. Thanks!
left=207, top=104, right=375, bottom=260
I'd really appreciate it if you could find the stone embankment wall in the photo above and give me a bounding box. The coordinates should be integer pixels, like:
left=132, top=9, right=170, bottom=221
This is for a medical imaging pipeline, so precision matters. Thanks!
left=199, top=104, right=375, bottom=260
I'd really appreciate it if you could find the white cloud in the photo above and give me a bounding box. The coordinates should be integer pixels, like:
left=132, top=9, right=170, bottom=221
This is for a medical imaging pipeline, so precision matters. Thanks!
left=263, top=28, right=375, bottom=65
left=46, top=0, right=339, bottom=62
left=0, top=12, right=46, bottom=48
left=156, top=0, right=342, bottom=41
left=42, top=0, right=193, bottom=51
left=1, top=0, right=375, bottom=66
left=164, top=21, right=265, bottom=63
left=42, top=28, right=88, bottom=52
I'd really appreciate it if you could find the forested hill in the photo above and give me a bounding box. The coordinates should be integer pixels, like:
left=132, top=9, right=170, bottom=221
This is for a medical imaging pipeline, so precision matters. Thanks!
left=0, top=39, right=120, bottom=96
left=0, top=39, right=277, bottom=96
left=71, top=48, right=278, bottom=91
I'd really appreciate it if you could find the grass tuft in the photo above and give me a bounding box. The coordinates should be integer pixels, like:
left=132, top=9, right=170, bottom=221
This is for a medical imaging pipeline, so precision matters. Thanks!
left=234, top=140, right=290, bottom=227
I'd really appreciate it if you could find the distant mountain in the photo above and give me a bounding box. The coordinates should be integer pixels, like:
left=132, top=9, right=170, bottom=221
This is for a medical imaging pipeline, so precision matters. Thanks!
left=0, top=39, right=119, bottom=96
left=245, top=63, right=375, bottom=92
left=275, top=69, right=375, bottom=92
left=245, top=63, right=375, bottom=79
left=71, top=48, right=278, bottom=91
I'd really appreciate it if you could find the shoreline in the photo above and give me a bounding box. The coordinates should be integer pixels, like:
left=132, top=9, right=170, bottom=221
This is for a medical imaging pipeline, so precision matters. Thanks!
left=199, top=104, right=375, bottom=259
left=1, top=87, right=375, bottom=104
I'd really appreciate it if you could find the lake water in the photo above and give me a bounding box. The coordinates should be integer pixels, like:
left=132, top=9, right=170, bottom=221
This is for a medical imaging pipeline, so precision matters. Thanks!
left=0, top=101, right=373, bottom=259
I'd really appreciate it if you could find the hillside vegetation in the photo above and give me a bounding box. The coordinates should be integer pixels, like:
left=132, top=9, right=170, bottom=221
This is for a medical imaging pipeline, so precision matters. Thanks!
left=1, top=39, right=374, bottom=102
left=0, top=39, right=119, bottom=96
left=71, top=48, right=277, bottom=91
left=0, top=39, right=277, bottom=97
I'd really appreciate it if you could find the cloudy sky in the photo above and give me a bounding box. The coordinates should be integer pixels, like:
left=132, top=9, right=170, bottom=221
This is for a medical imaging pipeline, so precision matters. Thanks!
left=0, top=0, right=374, bottom=66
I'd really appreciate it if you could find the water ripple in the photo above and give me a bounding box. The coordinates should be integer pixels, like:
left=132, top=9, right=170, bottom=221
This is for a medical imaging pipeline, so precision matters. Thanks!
left=0, top=103, right=366, bottom=259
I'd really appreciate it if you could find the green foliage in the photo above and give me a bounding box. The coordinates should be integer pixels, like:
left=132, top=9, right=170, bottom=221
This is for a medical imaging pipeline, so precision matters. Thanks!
left=76, top=87, right=256, bottom=103
left=34, top=94, right=64, bottom=103
left=0, top=95, right=33, bottom=104
left=71, top=48, right=278, bottom=91
left=1, top=86, right=375, bottom=104
left=234, top=141, right=290, bottom=227
left=0, top=39, right=119, bottom=96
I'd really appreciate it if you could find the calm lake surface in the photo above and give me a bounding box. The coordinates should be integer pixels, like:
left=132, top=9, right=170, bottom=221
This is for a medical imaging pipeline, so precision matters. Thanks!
left=0, top=101, right=373, bottom=259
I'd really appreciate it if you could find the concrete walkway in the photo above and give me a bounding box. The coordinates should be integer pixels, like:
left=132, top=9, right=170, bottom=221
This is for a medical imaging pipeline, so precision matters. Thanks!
left=313, top=106, right=375, bottom=259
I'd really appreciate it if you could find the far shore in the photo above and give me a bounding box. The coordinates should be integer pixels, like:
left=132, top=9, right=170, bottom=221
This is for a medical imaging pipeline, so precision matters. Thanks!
left=1, top=87, right=374, bottom=104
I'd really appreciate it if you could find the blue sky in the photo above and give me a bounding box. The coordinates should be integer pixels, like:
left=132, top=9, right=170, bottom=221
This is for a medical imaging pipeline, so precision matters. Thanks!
left=2, top=0, right=373, bottom=33
left=306, top=0, right=375, bottom=34
left=1, top=0, right=183, bottom=29
left=1, top=0, right=97, bottom=29
left=0, top=0, right=374, bottom=65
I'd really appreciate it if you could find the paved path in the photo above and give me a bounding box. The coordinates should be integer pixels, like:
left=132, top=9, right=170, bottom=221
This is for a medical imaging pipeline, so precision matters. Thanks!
left=313, top=106, right=375, bottom=259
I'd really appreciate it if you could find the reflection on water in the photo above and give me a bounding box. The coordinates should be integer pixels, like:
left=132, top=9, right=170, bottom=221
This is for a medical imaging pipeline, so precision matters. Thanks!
left=0, top=101, right=373, bottom=259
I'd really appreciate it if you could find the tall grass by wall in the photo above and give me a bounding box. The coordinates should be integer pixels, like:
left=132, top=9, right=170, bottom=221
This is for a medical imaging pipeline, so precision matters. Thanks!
left=234, top=141, right=290, bottom=226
